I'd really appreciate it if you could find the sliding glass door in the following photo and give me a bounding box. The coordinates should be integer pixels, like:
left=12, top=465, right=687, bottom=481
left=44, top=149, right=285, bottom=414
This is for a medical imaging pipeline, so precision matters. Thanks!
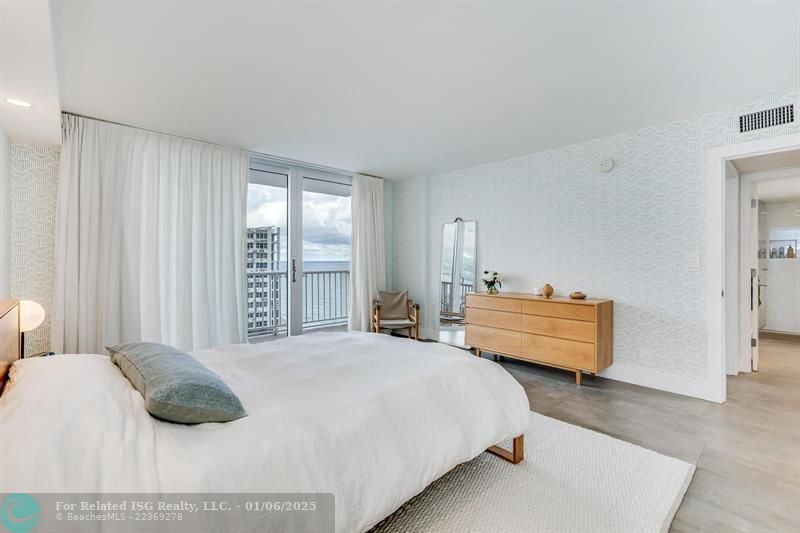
left=247, top=166, right=289, bottom=339
left=301, top=175, right=352, bottom=332
left=247, top=158, right=351, bottom=340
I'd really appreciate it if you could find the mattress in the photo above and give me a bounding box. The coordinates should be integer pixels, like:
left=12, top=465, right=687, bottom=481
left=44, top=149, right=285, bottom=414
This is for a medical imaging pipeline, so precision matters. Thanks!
left=0, top=332, right=529, bottom=532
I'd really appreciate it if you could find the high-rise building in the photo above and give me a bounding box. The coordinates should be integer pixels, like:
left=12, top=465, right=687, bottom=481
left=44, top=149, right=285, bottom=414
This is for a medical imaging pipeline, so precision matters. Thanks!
left=247, top=226, right=281, bottom=271
left=246, top=226, right=282, bottom=334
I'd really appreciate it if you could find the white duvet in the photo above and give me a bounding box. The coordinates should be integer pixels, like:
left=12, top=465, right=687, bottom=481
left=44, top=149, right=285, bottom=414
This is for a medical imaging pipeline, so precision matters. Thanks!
left=0, top=332, right=529, bottom=532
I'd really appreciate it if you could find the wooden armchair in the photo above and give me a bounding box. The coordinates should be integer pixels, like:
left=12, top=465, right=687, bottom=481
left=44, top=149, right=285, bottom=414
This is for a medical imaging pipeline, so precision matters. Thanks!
left=372, top=290, right=420, bottom=340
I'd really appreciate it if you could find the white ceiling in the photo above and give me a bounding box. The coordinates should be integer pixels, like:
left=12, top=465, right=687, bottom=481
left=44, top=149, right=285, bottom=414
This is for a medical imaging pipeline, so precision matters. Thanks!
left=0, top=1, right=61, bottom=145
left=734, top=150, right=800, bottom=174
left=757, top=176, right=800, bottom=202
left=3, top=1, right=800, bottom=178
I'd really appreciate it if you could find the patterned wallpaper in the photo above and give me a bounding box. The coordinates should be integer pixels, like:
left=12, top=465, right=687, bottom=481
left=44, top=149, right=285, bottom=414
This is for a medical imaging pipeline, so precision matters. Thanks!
left=390, top=92, right=800, bottom=382
left=10, top=144, right=60, bottom=354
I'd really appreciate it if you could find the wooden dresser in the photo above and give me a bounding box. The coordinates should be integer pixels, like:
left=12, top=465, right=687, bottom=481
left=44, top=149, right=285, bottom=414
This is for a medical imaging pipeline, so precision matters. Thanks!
left=0, top=300, right=21, bottom=392
left=465, top=292, right=613, bottom=384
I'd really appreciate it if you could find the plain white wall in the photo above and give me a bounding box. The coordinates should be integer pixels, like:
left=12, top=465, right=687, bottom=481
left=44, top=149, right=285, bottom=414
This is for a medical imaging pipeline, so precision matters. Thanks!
left=759, top=199, right=800, bottom=333
left=758, top=202, right=768, bottom=329
left=0, top=123, right=10, bottom=298
left=761, top=199, right=800, bottom=242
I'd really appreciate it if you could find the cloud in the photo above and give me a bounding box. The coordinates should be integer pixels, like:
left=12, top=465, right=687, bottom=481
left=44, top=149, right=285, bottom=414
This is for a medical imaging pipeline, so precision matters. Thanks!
left=247, top=184, right=351, bottom=262
left=302, top=191, right=352, bottom=247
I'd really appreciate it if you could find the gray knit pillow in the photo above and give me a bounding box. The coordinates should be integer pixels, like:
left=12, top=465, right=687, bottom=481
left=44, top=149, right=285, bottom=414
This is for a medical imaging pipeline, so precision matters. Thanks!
left=107, top=342, right=246, bottom=424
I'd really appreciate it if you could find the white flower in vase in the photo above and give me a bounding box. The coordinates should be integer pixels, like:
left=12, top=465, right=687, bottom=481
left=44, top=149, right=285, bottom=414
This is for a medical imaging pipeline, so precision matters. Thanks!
left=481, top=270, right=502, bottom=295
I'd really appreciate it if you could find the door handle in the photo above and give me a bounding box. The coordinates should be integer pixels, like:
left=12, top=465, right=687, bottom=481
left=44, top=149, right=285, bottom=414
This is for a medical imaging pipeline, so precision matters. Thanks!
left=291, top=259, right=297, bottom=283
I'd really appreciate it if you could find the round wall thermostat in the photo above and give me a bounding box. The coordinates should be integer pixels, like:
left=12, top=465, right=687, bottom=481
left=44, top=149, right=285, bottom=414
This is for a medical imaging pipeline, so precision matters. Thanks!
left=599, top=159, right=614, bottom=173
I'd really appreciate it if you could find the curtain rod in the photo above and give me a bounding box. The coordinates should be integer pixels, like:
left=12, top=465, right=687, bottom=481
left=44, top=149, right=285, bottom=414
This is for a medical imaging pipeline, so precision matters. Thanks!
left=61, top=111, right=384, bottom=180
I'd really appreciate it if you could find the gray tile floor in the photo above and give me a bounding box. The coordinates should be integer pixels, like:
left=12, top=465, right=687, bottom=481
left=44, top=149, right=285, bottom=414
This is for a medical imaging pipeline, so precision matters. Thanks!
left=480, top=336, right=800, bottom=532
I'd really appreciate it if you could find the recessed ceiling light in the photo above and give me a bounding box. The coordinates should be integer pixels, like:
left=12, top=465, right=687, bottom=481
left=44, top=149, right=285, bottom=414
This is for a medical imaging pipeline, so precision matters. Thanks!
left=5, top=98, right=32, bottom=108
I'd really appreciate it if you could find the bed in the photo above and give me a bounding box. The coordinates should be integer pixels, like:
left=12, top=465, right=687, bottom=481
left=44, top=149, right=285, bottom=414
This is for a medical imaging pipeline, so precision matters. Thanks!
left=0, top=332, right=529, bottom=532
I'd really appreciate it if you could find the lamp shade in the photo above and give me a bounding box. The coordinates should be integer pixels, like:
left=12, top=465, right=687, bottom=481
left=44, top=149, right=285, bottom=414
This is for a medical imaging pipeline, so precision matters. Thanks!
left=19, top=300, right=45, bottom=333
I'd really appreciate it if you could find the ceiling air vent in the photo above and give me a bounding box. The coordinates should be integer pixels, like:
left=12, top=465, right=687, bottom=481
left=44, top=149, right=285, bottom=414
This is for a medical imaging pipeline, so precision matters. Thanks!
left=739, top=104, right=794, bottom=133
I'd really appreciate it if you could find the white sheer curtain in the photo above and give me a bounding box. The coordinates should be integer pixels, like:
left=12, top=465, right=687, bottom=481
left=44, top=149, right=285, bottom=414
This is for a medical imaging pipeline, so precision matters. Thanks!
left=51, top=114, right=248, bottom=354
left=348, top=174, right=386, bottom=331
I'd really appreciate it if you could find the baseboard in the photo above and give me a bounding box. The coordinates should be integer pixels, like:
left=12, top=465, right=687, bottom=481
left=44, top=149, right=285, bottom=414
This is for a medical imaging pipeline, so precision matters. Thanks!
left=760, top=330, right=800, bottom=341
left=424, top=329, right=720, bottom=402
left=599, top=365, right=720, bottom=403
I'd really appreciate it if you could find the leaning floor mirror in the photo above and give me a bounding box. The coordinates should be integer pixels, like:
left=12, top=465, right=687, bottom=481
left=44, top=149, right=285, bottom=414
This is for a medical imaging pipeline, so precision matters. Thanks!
left=438, top=219, right=477, bottom=347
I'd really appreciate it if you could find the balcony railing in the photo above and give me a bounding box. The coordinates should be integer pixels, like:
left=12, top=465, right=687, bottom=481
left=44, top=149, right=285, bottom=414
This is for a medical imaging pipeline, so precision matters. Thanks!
left=247, top=270, right=350, bottom=336
left=440, top=280, right=474, bottom=314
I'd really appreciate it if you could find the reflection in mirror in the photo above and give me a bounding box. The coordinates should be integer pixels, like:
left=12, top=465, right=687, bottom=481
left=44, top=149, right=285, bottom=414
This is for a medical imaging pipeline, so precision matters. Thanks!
left=439, top=220, right=476, bottom=347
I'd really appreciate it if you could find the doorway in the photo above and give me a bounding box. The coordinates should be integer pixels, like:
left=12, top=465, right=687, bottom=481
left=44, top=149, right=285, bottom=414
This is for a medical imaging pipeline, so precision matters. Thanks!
left=705, top=134, right=800, bottom=402
left=724, top=149, right=800, bottom=376
left=247, top=156, right=352, bottom=341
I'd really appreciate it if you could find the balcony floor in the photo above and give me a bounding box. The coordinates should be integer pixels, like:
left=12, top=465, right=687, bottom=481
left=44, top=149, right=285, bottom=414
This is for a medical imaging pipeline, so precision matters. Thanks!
left=248, top=323, right=348, bottom=343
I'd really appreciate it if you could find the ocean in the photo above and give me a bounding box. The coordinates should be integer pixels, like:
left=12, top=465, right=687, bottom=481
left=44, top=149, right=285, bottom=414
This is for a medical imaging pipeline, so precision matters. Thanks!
left=249, top=261, right=350, bottom=327
left=301, top=261, right=350, bottom=272
left=273, top=261, right=350, bottom=272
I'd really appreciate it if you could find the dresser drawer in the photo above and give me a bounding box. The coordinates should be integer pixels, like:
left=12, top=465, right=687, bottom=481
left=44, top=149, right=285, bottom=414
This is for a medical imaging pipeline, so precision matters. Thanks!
left=466, top=294, right=522, bottom=313
left=521, top=333, right=595, bottom=371
left=466, top=324, right=521, bottom=356
left=521, top=300, right=595, bottom=322
left=521, top=314, right=595, bottom=343
left=466, top=308, right=521, bottom=331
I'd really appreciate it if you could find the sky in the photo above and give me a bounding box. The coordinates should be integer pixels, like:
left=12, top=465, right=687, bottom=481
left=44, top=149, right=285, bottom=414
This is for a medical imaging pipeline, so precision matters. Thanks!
left=247, top=184, right=352, bottom=263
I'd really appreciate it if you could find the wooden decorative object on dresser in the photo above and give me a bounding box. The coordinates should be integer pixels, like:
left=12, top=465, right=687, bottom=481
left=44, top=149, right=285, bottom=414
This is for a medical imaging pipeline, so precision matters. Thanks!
left=465, top=292, right=613, bottom=384
left=0, top=300, right=21, bottom=392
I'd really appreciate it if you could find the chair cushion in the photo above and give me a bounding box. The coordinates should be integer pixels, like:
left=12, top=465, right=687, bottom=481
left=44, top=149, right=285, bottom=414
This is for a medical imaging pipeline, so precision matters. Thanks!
left=379, top=291, right=409, bottom=320
left=380, top=319, right=416, bottom=328
left=107, top=342, right=247, bottom=424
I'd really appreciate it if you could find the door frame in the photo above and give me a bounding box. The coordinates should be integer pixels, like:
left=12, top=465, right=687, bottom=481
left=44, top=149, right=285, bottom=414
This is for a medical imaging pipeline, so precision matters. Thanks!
left=287, top=166, right=303, bottom=336
left=746, top=189, right=759, bottom=372
left=705, top=134, right=800, bottom=402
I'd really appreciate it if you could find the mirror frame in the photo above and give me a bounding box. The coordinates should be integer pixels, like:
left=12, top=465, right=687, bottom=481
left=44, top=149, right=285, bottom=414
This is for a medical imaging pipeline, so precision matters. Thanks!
left=438, top=219, right=477, bottom=347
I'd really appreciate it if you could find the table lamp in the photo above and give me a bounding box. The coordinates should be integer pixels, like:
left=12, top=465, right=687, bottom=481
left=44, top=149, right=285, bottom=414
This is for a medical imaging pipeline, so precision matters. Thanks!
left=19, top=300, right=45, bottom=358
